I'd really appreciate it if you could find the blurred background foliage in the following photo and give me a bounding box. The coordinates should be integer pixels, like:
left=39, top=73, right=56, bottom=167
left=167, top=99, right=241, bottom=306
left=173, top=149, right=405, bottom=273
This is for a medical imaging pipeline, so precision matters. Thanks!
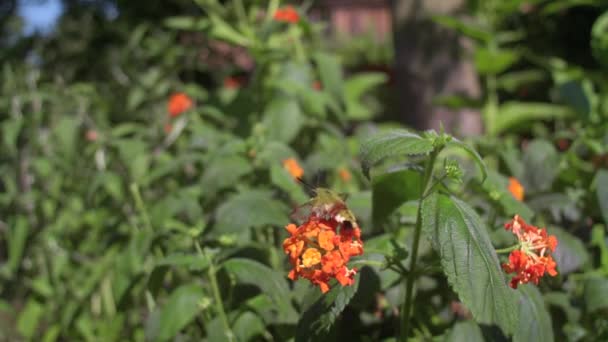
left=1, top=0, right=608, bottom=341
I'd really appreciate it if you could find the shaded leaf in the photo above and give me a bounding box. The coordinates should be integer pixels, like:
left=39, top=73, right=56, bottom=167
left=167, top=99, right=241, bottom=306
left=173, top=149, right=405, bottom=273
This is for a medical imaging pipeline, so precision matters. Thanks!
left=343, top=73, right=387, bottom=120
left=371, top=169, right=422, bottom=226
left=551, top=226, right=589, bottom=275
left=584, top=276, right=608, bottom=313
left=514, top=284, right=554, bottom=342
left=444, top=320, right=484, bottom=342
left=223, top=258, right=297, bottom=323
left=201, top=155, right=253, bottom=194
left=263, top=97, right=304, bottom=143
left=155, top=254, right=209, bottom=271
left=421, top=193, right=518, bottom=335
left=156, top=284, right=205, bottom=341
left=233, top=311, right=267, bottom=342
left=295, top=276, right=360, bottom=342
left=491, top=102, right=573, bottom=135
left=597, top=169, right=608, bottom=225
left=214, top=190, right=288, bottom=234
left=522, top=139, right=560, bottom=192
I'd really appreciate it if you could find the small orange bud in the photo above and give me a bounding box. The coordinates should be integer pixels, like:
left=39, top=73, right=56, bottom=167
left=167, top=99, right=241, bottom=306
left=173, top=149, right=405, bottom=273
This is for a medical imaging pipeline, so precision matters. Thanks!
left=338, top=168, right=351, bottom=182
left=274, top=6, right=300, bottom=23
left=508, top=177, right=524, bottom=201
left=283, top=158, right=304, bottom=180
left=167, top=92, right=193, bottom=118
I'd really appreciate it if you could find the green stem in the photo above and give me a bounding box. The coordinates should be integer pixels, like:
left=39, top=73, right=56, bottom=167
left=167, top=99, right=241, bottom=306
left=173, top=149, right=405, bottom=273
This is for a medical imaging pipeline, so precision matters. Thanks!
left=495, top=244, right=519, bottom=254
left=195, top=242, right=235, bottom=342
left=399, top=151, right=438, bottom=341
left=130, top=183, right=152, bottom=232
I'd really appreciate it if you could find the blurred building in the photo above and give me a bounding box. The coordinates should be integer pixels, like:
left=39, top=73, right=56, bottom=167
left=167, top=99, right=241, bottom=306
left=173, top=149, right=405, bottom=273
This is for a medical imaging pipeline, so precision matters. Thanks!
left=311, top=0, right=392, bottom=41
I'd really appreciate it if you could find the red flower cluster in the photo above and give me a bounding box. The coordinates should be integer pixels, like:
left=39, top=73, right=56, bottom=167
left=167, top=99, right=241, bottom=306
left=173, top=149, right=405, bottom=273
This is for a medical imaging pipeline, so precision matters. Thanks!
left=502, top=215, right=558, bottom=288
left=167, top=92, right=193, bottom=118
left=283, top=216, right=363, bottom=293
left=274, top=6, right=300, bottom=24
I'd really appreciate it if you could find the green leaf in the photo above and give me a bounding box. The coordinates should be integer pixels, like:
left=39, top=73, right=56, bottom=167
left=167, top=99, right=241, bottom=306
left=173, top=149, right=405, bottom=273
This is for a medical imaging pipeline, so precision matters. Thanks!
left=482, top=170, right=534, bottom=220
left=209, top=15, right=251, bottom=46
left=448, top=138, right=488, bottom=181
left=490, top=102, right=574, bottom=135
left=421, top=193, right=518, bottom=335
left=17, top=299, right=43, bottom=339
left=514, top=285, right=554, bottom=342
left=314, top=53, right=344, bottom=103
left=343, top=73, right=387, bottom=120
left=295, top=276, right=360, bottom=342
left=232, top=311, right=267, bottom=342
left=155, top=254, right=209, bottom=271
left=557, top=80, right=595, bottom=120
left=223, top=258, right=297, bottom=323
left=431, top=15, right=492, bottom=42
left=551, top=227, right=589, bottom=275
left=155, top=284, right=205, bottom=341
left=164, top=16, right=208, bottom=30
left=522, top=139, right=560, bottom=192
left=444, top=320, right=484, bottom=342
left=474, top=48, right=520, bottom=75
left=270, top=164, right=308, bottom=204
left=497, top=69, right=547, bottom=92
left=371, top=169, right=422, bottom=226
left=591, top=10, right=608, bottom=68
left=591, top=225, right=608, bottom=272
left=2, top=115, right=23, bottom=155
left=597, top=169, right=608, bottom=225
left=262, top=97, right=304, bottom=143
left=359, top=130, right=434, bottom=179
left=200, top=155, right=253, bottom=194
left=7, top=216, right=28, bottom=274
left=584, top=276, right=608, bottom=313
left=214, top=190, right=289, bottom=234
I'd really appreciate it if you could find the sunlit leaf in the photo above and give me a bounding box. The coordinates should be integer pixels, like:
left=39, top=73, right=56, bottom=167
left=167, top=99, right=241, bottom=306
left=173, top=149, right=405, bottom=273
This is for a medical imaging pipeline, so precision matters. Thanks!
left=421, top=193, right=518, bottom=335
left=514, top=285, right=554, bottom=342
left=359, top=130, right=434, bottom=179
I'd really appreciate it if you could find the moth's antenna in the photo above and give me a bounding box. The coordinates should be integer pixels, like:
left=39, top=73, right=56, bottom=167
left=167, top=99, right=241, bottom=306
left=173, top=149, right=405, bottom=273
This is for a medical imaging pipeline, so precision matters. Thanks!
left=296, top=177, right=315, bottom=194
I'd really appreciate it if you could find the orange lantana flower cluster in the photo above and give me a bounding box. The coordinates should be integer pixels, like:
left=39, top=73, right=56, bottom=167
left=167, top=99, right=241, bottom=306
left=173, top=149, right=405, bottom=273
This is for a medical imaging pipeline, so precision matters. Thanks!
left=502, top=215, right=558, bottom=288
left=283, top=216, right=363, bottom=293
left=274, top=6, right=300, bottom=24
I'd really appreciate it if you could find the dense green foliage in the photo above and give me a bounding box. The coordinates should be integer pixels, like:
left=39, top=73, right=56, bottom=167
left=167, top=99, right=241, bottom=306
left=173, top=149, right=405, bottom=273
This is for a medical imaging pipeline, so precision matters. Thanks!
left=1, top=0, right=608, bottom=341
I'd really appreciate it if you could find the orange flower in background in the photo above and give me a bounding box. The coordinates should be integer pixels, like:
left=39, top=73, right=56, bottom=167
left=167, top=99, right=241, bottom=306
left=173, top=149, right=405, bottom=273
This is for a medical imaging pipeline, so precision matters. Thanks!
left=508, top=177, right=525, bottom=201
left=338, top=168, right=352, bottom=182
left=85, top=130, right=98, bottom=142
left=283, top=214, right=364, bottom=293
left=274, top=6, right=300, bottom=23
left=312, top=80, right=322, bottom=90
left=502, top=215, right=558, bottom=288
left=224, top=76, right=244, bottom=89
left=167, top=92, right=193, bottom=118
left=283, top=158, right=304, bottom=180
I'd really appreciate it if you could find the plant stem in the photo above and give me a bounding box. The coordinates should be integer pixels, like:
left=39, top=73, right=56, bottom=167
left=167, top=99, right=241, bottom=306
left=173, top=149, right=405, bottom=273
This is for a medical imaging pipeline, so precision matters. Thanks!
left=399, top=151, right=438, bottom=342
left=495, top=245, right=519, bottom=254
left=130, top=183, right=152, bottom=232
left=195, top=241, right=235, bottom=342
